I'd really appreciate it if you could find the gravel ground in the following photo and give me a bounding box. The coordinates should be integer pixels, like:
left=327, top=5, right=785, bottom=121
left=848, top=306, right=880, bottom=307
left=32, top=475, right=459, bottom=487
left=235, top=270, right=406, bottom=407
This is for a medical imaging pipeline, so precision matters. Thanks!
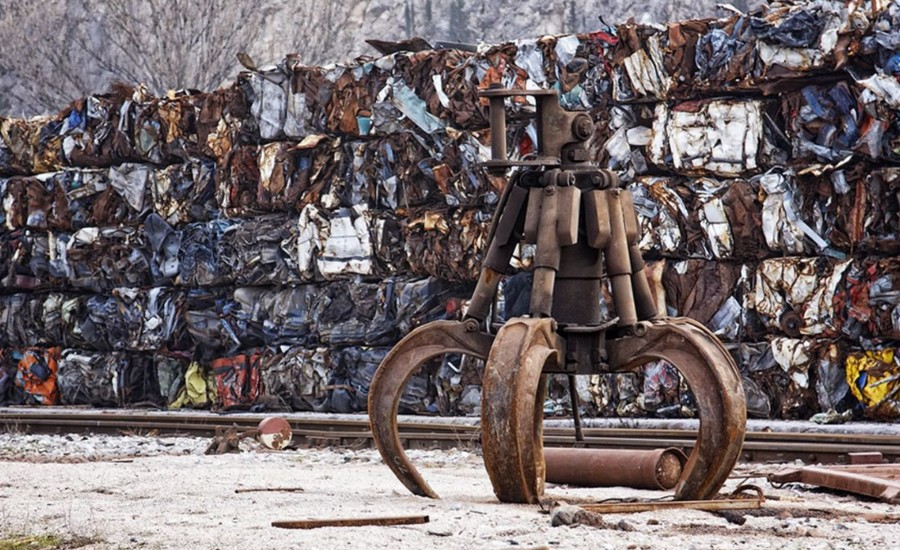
left=1, top=433, right=897, bottom=550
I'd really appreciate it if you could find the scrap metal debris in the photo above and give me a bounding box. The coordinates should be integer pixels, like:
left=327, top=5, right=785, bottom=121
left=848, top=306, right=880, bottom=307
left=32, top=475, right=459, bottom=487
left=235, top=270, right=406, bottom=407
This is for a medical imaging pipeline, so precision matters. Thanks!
left=769, top=463, right=900, bottom=503
left=271, top=515, right=429, bottom=530
left=549, top=486, right=764, bottom=527
left=544, top=447, right=686, bottom=490
left=234, top=486, right=304, bottom=494
left=257, top=416, right=292, bottom=450
left=204, top=416, right=293, bottom=454
left=204, top=426, right=257, bottom=455
left=0, top=0, right=897, bottom=423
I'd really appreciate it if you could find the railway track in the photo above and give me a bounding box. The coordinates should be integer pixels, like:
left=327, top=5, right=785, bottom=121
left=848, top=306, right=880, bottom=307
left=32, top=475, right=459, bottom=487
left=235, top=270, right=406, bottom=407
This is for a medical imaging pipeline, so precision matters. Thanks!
left=2, top=408, right=898, bottom=464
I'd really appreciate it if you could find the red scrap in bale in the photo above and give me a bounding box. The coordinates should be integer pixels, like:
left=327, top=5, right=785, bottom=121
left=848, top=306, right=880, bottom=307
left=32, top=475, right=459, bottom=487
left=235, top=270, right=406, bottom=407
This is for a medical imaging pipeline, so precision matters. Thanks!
left=212, top=352, right=263, bottom=409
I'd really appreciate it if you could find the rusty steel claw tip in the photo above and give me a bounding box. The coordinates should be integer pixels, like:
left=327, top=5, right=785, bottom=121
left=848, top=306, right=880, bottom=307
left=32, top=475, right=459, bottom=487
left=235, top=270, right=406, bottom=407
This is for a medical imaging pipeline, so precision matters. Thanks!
left=481, top=318, right=563, bottom=504
left=609, top=318, right=746, bottom=500
left=368, top=320, right=493, bottom=499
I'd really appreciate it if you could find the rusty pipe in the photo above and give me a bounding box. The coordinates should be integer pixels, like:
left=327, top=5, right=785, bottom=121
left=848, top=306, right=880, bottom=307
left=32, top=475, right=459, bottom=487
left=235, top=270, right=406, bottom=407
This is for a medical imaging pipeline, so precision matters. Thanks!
left=544, top=447, right=687, bottom=490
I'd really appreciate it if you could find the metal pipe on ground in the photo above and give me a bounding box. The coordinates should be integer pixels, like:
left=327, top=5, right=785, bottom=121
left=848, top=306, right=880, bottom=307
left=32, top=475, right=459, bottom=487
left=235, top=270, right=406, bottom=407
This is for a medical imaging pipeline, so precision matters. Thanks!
left=544, top=447, right=687, bottom=490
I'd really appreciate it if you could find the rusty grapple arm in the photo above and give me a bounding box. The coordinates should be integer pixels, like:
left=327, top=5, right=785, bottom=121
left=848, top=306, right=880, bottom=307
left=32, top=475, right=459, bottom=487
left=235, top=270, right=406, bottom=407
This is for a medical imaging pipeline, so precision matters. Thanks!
left=368, top=88, right=746, bottom=503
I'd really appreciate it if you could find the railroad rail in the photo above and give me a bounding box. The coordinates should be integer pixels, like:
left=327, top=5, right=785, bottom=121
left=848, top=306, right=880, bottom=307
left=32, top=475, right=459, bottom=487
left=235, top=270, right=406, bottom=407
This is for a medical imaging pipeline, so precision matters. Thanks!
left=2, top=408, right=899, bottom=464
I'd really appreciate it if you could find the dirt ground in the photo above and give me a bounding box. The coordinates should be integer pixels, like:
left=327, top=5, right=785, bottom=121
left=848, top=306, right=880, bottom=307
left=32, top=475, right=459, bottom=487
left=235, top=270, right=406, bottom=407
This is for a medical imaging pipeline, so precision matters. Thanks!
left=0, top=433, right=897, bottom=550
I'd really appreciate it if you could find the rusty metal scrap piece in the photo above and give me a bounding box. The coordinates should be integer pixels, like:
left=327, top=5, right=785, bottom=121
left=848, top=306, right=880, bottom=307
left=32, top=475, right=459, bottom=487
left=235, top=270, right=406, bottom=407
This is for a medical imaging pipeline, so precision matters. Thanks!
left=768, top=464, right=900, bottom=504
left=257, top=416, right=292, bottom=450
left=578, top=496, right=764, bottom=515
left=849, top=452, right=884, bottom=465
left=481, top=317, right=562, bottom=504
left=544, top=447, right=686, bottom=490
left=368, top=320, right=493, bottom=499
left=204, top=426, right=258, bottom=455
left=272, top=515, right=429, bottom=529
left=551, top=487, right=763, bottom=525
left=607, top=317, right=747, bottom=500
left=235, top=487, right=304, bottom=494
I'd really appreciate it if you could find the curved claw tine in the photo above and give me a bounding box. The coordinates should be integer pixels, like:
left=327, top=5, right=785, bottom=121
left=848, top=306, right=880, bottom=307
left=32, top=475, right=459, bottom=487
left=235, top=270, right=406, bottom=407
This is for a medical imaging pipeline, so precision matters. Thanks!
left=608, top=318, right=747, bottom=500
left=368, top=320, right=492, bottom=499
left=664, top=319, right=747, bottom=500
left=481, top=318, right=561, bottom=504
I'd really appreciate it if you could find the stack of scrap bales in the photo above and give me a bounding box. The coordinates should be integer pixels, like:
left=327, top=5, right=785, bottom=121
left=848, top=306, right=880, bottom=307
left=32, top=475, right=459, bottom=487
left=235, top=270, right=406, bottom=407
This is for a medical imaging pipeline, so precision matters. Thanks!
left=1, top=0, right=897, bottom=421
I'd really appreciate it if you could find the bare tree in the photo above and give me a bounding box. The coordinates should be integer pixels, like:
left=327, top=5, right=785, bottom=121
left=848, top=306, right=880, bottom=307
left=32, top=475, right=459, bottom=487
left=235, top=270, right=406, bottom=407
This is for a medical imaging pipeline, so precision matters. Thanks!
left=0, top=2, right=97, bottom=116
left=0, top=0, right=755, bottom=117
left=87, top=0, right=275, bottom=93
left=0, top=0, right=273, bottom=116
left=265, top=0, right=366, bottom=67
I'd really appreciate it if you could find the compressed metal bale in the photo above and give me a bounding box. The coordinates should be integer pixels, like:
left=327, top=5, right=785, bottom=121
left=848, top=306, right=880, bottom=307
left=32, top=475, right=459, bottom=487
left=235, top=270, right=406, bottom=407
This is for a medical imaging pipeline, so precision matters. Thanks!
left=0, top=294, right=50, bottom=348
left=0, top=116, right=52, bottom=176
left=794, top=166, right=900, bottom=256
left=219, top=214, right=300, bottom=286
left=183, top=289, right=259, bottom=355
left=728, top=338, right=846, bottom=421
left=748, top=257, right=850, bottom=338
left=150, top=158, right=218, bottom=225
left=0, top=349, right=25, bottom=406
left=155, top=353, right=189, bottom=407
left=0, top=229, right=63, bottom=290
left=56, top=349, right=122, bottom=406
left=177, top=219, right=236, bottom=287
left=433, top=354, right=485, bottom=416
left=12, top=347, right=61, bottom=406
left=232, top=286, right=316, bottom=347
left=259, top=346, right=329, bottom=411
left=210, top=350, right=266, bottom=410
left=846, top=347, right=900, bottom=421
left=661, top=259, right=749, bottom=342
left=403, top=207, right=490, bottom=282
left=54, top=226, right=153, bottom=292
left=648, top=98, right=784, bottom=177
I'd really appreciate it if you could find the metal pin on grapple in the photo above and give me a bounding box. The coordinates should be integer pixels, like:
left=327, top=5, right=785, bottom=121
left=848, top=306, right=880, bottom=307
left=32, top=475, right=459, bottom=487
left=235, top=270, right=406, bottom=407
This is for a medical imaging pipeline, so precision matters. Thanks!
left=368, top=88, right=747, bottom=503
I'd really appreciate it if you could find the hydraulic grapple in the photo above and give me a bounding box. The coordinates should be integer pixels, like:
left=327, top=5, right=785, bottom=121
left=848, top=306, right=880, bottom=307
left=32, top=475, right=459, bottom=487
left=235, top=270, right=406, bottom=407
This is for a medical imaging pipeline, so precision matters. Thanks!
left=368, top=88, right=747, bottom=504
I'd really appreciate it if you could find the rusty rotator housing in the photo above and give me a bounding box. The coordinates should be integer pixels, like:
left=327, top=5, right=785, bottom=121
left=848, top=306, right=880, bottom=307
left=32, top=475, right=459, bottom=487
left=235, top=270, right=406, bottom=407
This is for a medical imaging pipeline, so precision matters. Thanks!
left=368, top=88, right=747, bottom=504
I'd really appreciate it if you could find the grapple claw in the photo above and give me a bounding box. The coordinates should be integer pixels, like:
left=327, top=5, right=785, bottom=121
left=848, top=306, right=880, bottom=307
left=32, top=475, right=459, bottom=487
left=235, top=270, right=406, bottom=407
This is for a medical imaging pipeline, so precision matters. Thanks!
left=607, top=318, right=747, bottom=500
left=481, top=318, right=563, bottom=503
left=368, top=320, right=493, bottom=498
left=371, top=87, right=747, bottom=506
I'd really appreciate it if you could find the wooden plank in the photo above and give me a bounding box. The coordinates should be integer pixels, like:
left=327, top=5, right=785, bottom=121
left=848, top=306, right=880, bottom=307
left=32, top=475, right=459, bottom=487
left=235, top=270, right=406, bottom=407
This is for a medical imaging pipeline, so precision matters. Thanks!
left=272, top=515, right=429, bottom=529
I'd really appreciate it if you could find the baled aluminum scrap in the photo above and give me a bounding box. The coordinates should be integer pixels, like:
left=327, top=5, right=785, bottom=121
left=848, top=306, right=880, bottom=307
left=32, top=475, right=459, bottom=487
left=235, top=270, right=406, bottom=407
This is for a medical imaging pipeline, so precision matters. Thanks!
left=649, top=99, right=775, bottom=177
left=630, top=178, right=687, bottom=258
left=614, top=27, right=671, bottom=102
left=750, top=257, right=851, bottom=337
left=56, top=351, right=116, bottom=406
